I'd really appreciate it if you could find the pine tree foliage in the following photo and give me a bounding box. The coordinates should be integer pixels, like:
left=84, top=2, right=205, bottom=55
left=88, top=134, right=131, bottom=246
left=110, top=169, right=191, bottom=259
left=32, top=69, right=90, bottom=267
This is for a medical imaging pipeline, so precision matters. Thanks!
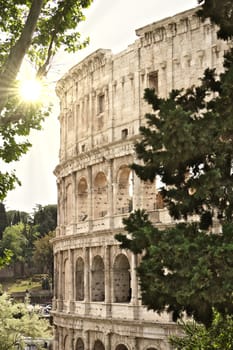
left=116, top=1, right=233, bottom=328
left=116, top=212, right=233, bottom=327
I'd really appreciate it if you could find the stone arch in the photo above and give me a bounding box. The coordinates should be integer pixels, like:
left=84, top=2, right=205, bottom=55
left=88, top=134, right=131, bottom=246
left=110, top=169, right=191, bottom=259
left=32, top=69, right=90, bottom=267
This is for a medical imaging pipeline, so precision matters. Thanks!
left=93, top=172, right=108, bottom=219
left=91, top=255, right=105, bottom=301
left=115, top=166, right=133, bottom=215
left=65, top=182, right=73, bottom=224
left=77, top=177, right=88, bottom=222
left=63, top=258, right=69, bottom=300
left=116, top=345, right=129, bottom=350
left=113, top=254, right=131, bottom=303
left=76, top=337, right=84, bottom=350
left=93, top=340, right=105, bottom=350
left=76, top=257, right=84, bottom=301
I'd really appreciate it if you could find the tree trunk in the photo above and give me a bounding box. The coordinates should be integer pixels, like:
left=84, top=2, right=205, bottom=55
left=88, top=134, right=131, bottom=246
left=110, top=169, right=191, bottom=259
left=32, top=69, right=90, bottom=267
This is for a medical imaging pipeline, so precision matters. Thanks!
left=0, top=0, right=43, bottom=118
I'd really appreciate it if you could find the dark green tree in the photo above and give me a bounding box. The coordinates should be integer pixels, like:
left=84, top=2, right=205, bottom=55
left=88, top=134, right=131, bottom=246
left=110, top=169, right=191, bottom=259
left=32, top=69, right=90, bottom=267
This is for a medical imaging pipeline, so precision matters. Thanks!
left=33, top=230, right=55, bottom=277
left=33, top=204, right=57, bottom=236
left=6, top=210, right=29, bottom=226
left=116, top=1, right=233, bottom=327
left=0, top=202, right=7, bottom=239
left=0, top=0, right=93, bottom=200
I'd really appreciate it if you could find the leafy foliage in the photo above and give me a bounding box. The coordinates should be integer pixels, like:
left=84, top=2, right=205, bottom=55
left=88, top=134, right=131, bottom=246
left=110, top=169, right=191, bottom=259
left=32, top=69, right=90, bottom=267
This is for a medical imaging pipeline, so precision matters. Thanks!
left=0, top=202, right=7, bottom=239
left=0, top=0, right=93, bottom=199
left=33, top=204, right=57, bottom=236
left=0, top=293, right=51, bottom=350
left=170, top=311, right=233, bottom=349
left=0, top=223, right=29, bottom=263
left=33, top=230, right=55, bottom=276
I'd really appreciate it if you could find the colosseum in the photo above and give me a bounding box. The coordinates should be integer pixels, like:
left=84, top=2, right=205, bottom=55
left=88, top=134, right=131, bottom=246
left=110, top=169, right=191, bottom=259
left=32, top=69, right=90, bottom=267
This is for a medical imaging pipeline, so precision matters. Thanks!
left=53, top=6, right=226, bottom=350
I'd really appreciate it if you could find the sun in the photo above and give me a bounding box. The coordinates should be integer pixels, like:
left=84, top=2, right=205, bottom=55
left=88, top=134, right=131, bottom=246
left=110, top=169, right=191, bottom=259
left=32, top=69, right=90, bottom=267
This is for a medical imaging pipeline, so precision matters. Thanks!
left=18, top=78, right=43, bottom=102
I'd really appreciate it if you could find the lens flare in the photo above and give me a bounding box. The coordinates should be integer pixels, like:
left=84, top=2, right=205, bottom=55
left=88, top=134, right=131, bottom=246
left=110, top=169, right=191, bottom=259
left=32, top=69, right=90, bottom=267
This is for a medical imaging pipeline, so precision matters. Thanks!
left=19, top=78, right=43, bottom=102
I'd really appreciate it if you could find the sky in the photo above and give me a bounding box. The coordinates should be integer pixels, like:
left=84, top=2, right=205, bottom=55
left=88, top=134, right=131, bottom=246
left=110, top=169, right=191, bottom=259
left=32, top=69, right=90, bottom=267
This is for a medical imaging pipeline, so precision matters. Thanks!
left=5, top=0, right=197, bottom=214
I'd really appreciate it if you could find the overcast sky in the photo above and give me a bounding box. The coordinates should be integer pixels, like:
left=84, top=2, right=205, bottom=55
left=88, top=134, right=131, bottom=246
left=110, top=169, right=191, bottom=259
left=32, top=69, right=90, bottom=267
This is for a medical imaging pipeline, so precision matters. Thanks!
left=5, top=0, right=197, bottom=213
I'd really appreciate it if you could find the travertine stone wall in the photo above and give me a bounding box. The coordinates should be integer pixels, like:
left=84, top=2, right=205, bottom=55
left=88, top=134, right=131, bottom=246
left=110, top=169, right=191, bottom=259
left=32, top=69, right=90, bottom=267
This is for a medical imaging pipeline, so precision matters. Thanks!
left=53, top=6, right=227, bottom=350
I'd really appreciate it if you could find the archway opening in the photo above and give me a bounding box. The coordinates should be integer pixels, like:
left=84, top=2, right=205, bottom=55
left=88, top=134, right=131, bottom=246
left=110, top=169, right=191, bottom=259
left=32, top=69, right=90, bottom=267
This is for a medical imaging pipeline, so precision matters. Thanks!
left=91, top=255, right=105, bottom=301
left=77, top=177, right=88, bottom=221
left=93, top=172, right=108, bottom=219
left=115, top=167, right=133, bottom=215
left=93, top=340, right=105, bottom=350
left=116, top=345, right=128, bottom=350
left=76, top=338, right=84, bottom=350
left=113, top=254, right=131, bottom=303
left=76, top=257, right=84, bottom=301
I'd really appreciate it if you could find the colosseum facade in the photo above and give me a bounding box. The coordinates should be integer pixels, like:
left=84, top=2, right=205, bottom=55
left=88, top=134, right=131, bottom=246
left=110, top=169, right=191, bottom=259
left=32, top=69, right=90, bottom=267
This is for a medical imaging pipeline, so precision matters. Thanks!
left=53, top=7, right=226, bottom=350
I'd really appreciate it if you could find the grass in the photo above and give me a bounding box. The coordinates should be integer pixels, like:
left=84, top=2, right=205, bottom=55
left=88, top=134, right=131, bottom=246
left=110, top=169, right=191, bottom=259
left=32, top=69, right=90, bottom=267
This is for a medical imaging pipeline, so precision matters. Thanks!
left=2, top=275, right=49, bottom=294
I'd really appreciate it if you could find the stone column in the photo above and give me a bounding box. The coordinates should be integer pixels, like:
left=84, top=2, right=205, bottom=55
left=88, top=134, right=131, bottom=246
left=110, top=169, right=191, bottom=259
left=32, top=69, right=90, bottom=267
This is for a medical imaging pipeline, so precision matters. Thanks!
left=53, top=252, right=58, bottom=300
left=84, top=330, right=90, bottom=350
left=107, top=159, right=114, bottom=229
left=87, top=165, right=93, bottom=231
left=131, top=253, right=139, bottom=319
left=53, top=325, right=59, bottom=350
left=69, top=249, right=75, bottom=313
left=84, top=247, right=90, bottom=314
left=132, top=169, right=142, bottom=210
left=71, top=172, right=77, bottom=234
left=61, top=178, right=66, bottom=235
left=105, top=332, right=112, bottom=350
left=105, top=245, right=112, bottom=317
left=90, top=90, right=96, bottom=148
left=58, top=251, right=63, bottom=301
left=131, top=337, right=138, bottom=350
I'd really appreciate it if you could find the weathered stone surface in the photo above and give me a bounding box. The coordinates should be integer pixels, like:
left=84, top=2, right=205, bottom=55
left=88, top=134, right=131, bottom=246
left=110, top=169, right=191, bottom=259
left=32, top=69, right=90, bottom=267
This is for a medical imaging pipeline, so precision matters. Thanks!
left=53, top=7, right=227, bottom=350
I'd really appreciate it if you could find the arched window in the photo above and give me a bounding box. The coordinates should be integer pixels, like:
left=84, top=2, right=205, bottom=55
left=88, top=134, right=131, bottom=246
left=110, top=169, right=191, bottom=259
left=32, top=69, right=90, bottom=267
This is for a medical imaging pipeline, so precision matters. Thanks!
left=113, top=254, right=131, bottom=303
left=77, top=177, right=88, bottom=222
left=76, top=338, right=84, bottom=350
left=93, top=340, right=105, bottom=350
left=116, top=345, right=128, bottom=350
left=91, top=255, right=105, bottom=301
left=76, top=257, right=84, bottom=301
left=93, top=172, right=108, bottom=219
left=115, top=167, right=133, bottom=215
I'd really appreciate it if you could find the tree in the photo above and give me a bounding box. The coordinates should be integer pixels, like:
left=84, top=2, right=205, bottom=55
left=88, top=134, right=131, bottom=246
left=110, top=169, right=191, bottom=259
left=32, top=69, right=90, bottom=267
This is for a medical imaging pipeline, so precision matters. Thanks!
left=117, top=211, right=233, bottom=327
left=170, top=312, right=233, bottom=349
left=33, top=204, right=57, bottom=236
left=0, top=293, right=51, bottom=350
left=116, top=1, right=233, bottom=327
left=0, top=223, right=28, bottom=264
left=0, top=202, right=7, bottom=239
left=6, top=210, right=29, bottom=226
left=0, top=0, right=93, bottom=200
left=33, top=230, right=55, bottom=276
